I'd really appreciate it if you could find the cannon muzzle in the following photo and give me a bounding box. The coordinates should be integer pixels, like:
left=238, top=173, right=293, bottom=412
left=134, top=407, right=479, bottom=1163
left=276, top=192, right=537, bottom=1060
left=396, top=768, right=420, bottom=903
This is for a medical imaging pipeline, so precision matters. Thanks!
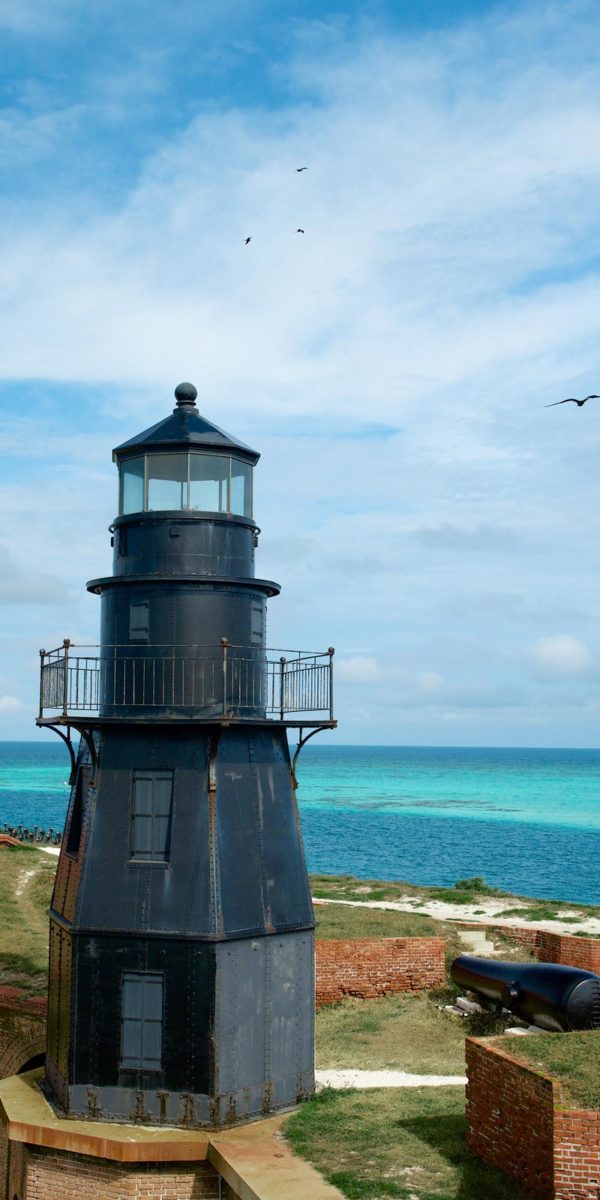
left=451, top=954, right=600, bottom=1032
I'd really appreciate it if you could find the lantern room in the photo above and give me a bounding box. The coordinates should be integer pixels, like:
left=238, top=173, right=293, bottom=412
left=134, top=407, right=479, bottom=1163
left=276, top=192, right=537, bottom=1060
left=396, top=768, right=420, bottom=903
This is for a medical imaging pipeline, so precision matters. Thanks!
left=114, top=380, right=257, bottom=519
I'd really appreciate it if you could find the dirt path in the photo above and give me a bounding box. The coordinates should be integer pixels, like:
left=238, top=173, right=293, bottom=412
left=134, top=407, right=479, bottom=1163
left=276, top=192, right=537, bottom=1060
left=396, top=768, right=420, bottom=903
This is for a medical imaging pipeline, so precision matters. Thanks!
left=316, top=1069, right=466, bottom=1089
left=15, top=867, right=37, bottom=897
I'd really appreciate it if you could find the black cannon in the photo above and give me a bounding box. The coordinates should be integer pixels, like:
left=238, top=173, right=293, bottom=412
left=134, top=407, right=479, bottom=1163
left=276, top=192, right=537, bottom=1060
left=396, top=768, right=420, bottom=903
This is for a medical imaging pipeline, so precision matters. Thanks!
left=451, top=954, right=600, bottom=1032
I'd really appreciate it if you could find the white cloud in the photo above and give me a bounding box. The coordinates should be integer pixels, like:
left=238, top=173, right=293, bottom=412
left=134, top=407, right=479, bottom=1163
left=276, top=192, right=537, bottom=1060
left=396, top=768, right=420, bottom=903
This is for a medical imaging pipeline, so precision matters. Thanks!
left=336, top=656, right=381, bottom=683
left=0, top=3, right=600, bottom=420
left=528, top=634, right=594, bottom=679
left=2, top=3, right=600, bottom=744
left=0, top=694, right=25, bottom=714
left=416, top=671, right=443, bottom=696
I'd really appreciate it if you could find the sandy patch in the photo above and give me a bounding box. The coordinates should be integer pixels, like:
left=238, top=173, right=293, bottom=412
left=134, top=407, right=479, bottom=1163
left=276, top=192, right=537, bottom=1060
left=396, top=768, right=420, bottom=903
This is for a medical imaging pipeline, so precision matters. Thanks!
left=37, top=846, right=60, bottom=857
left=313, top=895, right=600, bottom=937
left=456, top=929, right=497, bottom=954
left=15, top=867, right=37, bottom=896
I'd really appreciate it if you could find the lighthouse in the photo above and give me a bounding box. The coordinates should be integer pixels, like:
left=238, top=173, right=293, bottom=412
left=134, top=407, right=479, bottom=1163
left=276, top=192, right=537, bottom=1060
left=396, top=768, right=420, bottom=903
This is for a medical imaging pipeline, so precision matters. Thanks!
left=38, top=382, right=335, bottom=1128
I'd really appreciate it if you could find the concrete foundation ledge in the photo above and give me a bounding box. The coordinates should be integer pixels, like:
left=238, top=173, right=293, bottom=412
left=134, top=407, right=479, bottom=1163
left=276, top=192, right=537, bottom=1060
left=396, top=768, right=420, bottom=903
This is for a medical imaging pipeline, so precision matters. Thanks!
left=209, top=1116, right=345, bottom=1200
left=0, top=1071, right=344, bottom=1200
left=0, top=1069, right=210, bottom=1162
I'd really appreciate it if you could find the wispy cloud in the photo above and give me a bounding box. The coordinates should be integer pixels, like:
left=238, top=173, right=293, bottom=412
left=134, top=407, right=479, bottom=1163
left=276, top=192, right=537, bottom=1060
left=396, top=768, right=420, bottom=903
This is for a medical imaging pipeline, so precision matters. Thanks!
left=528, top=634, right=594, bottom=679
left=2, top=1, right=600, bottom=743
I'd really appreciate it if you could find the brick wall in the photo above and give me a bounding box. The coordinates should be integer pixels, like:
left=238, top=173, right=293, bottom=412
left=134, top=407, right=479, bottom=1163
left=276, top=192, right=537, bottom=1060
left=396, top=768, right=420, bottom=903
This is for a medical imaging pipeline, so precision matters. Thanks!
left=466, top=1037, right=555, bottom=1199
left=6, top=1144, right=234, bottom=1200
left=315, top=937, right=446, bottom=1008
left=538, top=931, right=600, bottom=973
left=458, top=923, right=600, bottom=972
left=0, top=1121, right=8, bottom=1199
left=553, top=1109, right=600, bottom=1200
left=466, top=1037, right=600, bottom=1200
left=0, top=990, right=46, bottom=1080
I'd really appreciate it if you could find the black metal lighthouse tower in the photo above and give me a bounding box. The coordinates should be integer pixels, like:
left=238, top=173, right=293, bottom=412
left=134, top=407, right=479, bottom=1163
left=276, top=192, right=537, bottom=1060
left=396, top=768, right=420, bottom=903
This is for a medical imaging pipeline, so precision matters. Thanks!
left=37, top=382, right=335, bottom=1128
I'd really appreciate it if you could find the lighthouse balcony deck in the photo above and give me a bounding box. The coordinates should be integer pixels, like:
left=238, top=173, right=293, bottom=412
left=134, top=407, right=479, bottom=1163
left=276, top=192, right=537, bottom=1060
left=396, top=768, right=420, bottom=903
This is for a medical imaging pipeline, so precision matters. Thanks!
left=37, top=641, right=335, bottom=727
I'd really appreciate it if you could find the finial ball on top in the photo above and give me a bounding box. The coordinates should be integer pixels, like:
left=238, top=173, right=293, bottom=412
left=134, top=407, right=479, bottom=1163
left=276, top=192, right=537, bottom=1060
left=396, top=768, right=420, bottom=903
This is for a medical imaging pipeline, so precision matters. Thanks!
left=174, top=381, right=198, bottom=407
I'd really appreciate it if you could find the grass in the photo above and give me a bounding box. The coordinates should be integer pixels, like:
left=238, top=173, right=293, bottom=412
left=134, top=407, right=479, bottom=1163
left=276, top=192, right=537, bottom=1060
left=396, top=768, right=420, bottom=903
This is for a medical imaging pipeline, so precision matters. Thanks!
left=285, top=1086, right=527, bottom=1200
left=315, top=899, right=461, bottom=943
left=0, top=845, right=55, bottom=994
left=493, top=1031, right=600, bottom=1110
left=496, top=904, right=583, bottom=923
left=316, top=991, right=512, bottom=1074
left=310, top=872, right=510, bottom=906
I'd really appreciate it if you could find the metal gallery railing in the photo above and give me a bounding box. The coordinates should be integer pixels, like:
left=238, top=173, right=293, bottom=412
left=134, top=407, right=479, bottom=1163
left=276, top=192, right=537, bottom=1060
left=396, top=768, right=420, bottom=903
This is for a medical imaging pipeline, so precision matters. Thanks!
left=38, top=639, right=335, bottom=721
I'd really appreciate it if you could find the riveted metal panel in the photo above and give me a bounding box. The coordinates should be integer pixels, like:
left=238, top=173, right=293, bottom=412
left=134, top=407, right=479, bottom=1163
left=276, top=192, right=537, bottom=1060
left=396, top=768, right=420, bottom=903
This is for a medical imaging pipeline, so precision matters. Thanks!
left=269, top=932, right=315, bottom=1103
left=215, top=728, right=314, bottom=936
left=214, top=938, right=267, bottom=1096
left=213, top=931, right=314, bottom=1113
left=215, top=732, right=267, bottom=935
left=251, top=729, right=315, bottom=930
left=114, top=514, right=256, bottom=580
left=72, top=935, right=215, bottom=1096
left=76, top=728, right=212, bottom=935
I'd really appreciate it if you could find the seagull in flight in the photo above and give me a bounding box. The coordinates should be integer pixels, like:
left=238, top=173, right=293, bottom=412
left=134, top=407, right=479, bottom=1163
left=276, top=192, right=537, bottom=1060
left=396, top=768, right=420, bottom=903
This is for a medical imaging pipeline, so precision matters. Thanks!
left=296, top=167, right=308, bottom=172
left=545, top=394, right=600, bottom=408
left=296, top=228, right=304, bottom=233
left=245, top=237, right=252, bottom=245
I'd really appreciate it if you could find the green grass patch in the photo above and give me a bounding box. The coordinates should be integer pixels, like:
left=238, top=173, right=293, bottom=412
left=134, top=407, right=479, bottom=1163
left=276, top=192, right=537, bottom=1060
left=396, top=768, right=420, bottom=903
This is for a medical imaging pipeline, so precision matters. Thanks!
left=317, top=993, right=466, bottom=1073
left=0, top=846, right=55, bottom=994
left=493, top=1031, right=600, bottom=1110
left=317, top=991, right=517, bottom=1074
left=496, top=904, right=578, bottom=922
left=285, top=1086, right=526, bottom=1199
left=316, top=901, right=452, bottom=941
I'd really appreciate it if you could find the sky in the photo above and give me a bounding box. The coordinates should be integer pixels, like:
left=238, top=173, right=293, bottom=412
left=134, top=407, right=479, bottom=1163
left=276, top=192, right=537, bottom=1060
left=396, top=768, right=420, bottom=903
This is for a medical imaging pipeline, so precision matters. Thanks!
left=1, top=0, right=600, bottom=746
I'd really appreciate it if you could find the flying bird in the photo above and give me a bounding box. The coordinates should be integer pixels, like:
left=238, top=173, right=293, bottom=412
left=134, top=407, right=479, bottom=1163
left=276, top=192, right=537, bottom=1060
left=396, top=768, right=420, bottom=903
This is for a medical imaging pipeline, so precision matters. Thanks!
left=545, top=394, right=600, bottom=408
left=296, top=228, right=304, bottom=233
left=296, top=167, right=308, bottom=172
left=245, top=237, right=252, bottom=245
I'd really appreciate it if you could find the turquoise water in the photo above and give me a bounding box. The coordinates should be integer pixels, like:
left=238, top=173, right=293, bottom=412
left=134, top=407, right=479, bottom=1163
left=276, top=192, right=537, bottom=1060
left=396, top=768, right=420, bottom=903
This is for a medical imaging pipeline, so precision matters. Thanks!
left=2, top=742, right=600, bottom=904
left=296, top=745, right=600, bottom=831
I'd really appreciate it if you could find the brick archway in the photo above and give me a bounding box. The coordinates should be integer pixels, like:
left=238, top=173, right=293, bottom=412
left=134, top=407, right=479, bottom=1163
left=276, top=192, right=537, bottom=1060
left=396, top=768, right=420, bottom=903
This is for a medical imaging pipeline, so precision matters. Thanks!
left=0, top=991, right=47, bottom=1083
left=0, top=1031, right=46, bottom=1079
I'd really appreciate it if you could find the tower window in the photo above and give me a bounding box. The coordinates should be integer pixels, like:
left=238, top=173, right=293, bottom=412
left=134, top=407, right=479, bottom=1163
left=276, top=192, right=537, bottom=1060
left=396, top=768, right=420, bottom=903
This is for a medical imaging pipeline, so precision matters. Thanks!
left=118, top=452, right=253, bottom=518
left=120, top=972, right=164, bottom=1071
left=120, top=456, right=144, bottom=515
left=146, top=453, right=188, bottom=511
left=130, top=769, right=174, bottom=861
left=129, top=600, right=149, bottom=643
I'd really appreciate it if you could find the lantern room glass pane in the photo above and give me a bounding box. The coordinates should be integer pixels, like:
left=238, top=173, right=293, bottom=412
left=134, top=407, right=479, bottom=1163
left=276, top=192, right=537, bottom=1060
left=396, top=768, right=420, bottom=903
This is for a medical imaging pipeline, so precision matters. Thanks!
left=121, top=457, right=144, bottom=514
left=230, top=459, right=252, bottom=517
left=189, top=454, right=229, bottom=512
left=146, top=454, right=188, bottom=511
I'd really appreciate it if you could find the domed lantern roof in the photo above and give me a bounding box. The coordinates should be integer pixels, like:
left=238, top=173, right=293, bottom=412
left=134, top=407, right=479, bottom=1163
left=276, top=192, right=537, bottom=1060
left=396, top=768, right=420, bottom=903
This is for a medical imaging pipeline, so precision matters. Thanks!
left=113, top=384, right=258, bottom=519
left=112, top=383, right=259, bottom=465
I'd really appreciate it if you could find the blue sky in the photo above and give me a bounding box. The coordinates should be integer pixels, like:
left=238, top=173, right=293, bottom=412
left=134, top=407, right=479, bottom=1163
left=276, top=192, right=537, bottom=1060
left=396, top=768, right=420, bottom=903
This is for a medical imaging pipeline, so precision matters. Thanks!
left=2, top=0, right=600, bottom=745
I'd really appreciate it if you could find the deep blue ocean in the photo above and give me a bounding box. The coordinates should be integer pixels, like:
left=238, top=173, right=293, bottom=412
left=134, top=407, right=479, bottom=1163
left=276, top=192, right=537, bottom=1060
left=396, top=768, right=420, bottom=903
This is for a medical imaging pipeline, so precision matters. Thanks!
left=2, top=741, right=599, bottom=905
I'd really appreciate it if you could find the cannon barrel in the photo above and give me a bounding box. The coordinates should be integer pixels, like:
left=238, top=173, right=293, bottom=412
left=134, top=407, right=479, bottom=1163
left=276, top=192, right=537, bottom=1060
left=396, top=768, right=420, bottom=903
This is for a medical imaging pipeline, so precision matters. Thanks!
left=451, top=954, right=600, bottom=1032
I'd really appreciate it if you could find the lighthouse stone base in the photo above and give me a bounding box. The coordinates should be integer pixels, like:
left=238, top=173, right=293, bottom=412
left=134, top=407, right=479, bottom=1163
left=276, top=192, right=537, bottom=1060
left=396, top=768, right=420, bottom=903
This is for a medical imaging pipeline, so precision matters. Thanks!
left=0, top=1069, right=344, bottom=1200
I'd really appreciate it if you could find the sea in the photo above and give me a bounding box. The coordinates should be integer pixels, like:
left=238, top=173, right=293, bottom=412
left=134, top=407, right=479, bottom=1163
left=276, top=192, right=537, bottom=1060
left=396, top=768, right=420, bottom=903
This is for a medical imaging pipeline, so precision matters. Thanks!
left=1, top=741, right=600, bottom=905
